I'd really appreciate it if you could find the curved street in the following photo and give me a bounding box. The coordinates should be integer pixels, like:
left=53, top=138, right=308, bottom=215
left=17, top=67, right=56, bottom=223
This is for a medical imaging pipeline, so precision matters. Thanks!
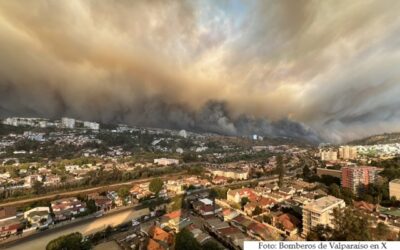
left=2, top=207, right=149, bottom=250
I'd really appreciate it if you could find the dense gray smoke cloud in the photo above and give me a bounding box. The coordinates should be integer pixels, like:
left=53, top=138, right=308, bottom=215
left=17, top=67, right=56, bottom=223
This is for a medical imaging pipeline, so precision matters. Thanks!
left=1, top=0, right=400, bottom=143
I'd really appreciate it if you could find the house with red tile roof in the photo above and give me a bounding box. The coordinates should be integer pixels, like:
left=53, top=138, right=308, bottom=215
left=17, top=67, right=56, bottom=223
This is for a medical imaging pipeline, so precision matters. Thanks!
left=247, top=222, right=277, bottom=240
left=147, top=238, right=166, bottom=250
left=51, top=197, right=86, bottom=221
left=149, top=226, right=174, bottom=246
left=192, top=198, right=222, bottom=217
left=160, top=210, right=191, bottom=232
left=273, top=213, right=300, bottom=236
left=227, top=188, right=257, bottom=204
left=244, top=197, right=275, bottom=216
left=220, top=208, right=240, bottom=221
left=353, top=200, right=376, bottom=213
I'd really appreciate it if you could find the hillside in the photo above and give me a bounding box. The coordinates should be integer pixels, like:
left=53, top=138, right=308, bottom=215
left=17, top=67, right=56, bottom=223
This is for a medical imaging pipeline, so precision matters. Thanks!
left=348, top=132, right=400, bottom=145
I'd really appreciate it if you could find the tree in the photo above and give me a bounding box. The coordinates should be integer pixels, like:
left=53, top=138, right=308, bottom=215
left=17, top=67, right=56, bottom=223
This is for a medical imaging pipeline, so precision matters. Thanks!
left=202, top=240, right=224, bottom=250
left=86, top=199, right=97, bottom=214
left=329, top=183, right=341, bottom=198
left=263, top=215, right=272, bottom=224
left=302, top=165, right=311, bottom=180
left=149, top=178, right=164, bottom=195
left=329, top=207, right=371, bottom=240
left=118, top=187, right=130, bottom=205
left=374, top=222, right=390, bottom=240
left=307, top=225, right=333, bottom=241
left=241, top=197, right=249, bottom=207
left=277, top=155, right=285, bottom=187
left=175, top=228, right=202, bottom=250
left=209, top=189, right=218, bottom=215
left=253, top=206, right=262, bottom=216
left=32, top=181, right=45, bottom=195
left=46, top=232, right=91, bottom=250
left=118, top=187, right=130, bottom=199
left=211, top=187, right=228, bottom=199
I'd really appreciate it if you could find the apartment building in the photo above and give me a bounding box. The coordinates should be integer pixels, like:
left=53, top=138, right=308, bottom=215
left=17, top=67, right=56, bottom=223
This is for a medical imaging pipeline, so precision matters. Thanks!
left=302, top=196, right=345, bottom=236
left=61, top=117, right=75, bottom=129
left=320, top=149, right=338, bottom=161
left=341, top=166, right=378, bottom=195
left=338, top=146, right=358, bottom=160
left=210, top=168, right=249, bottom=180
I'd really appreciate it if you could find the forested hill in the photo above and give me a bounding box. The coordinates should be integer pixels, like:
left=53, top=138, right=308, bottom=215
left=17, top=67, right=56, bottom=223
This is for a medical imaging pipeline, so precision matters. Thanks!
left=348, top=132, right=400, bottom=145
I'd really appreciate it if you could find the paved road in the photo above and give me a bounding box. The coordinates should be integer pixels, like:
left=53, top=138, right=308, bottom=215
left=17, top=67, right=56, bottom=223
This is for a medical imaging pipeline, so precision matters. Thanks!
left=2, top=207, right=149, bottom=250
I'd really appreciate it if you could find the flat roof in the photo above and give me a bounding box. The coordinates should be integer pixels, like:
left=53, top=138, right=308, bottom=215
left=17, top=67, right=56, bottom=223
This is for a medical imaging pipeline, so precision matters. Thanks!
left=304, top=196, right=344, bottom=213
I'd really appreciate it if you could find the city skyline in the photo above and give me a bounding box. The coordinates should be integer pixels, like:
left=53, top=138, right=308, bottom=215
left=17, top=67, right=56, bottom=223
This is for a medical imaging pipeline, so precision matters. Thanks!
left=1, top=0, right=400, bottom=143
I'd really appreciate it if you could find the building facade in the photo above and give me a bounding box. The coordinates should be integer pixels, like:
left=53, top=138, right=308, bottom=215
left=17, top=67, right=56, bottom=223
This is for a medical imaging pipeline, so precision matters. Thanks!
left=61, top=117, right=75, bottom=129
left=302, top=196, right=345, bottom=236
left=341, top=166, right=378, bottom=195
left=339, top=146, right=358, bottom=160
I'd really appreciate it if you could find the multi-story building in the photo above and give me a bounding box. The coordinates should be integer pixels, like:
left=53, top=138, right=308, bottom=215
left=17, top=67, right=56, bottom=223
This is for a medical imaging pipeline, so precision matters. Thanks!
left=61, top=117, right=75, bottom=129
left=210, top=168, right=249, bottom=180
left=339, top=146, right=358, bottom=160
left=302, top=196, right=345, bottom=236
left=389, top=179, right=400, bottom=200
left=83, top=121, right=100, bottom=130
left=341, top=166, right=378, bottom=195
left=320, top=149, right=338, bottom=161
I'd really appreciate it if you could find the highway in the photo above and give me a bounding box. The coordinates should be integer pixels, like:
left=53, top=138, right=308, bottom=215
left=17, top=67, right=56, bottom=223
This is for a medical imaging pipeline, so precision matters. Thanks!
left=1, top=207, right=149, bottom=250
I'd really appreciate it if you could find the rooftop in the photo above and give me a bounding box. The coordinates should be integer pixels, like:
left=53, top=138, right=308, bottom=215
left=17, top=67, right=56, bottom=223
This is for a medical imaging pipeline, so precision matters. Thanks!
left=304, top=195, right=344, bottom=213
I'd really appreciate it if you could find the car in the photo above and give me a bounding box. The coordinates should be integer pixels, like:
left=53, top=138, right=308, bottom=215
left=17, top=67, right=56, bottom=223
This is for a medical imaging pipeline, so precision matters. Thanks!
left=132, top=220, right=140, bottom=227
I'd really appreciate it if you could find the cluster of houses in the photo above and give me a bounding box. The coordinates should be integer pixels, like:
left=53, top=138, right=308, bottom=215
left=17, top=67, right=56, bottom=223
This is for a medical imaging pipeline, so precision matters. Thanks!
left=0, top=191, right=121, bottom=239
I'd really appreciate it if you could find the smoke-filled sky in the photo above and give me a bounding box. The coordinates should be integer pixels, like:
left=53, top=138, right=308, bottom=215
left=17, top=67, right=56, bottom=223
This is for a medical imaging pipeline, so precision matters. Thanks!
left=1, top=0, right=400, bottom=143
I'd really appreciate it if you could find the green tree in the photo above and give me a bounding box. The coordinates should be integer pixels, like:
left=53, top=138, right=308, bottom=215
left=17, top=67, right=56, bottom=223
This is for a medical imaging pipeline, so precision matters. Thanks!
left=209, top=189, right=218, bottom=215
left=46, top=232, right=91, bottom=250
left=149, top=178, right=164, bottom=195
left=263, top=215, right=272, bottom=224
left=32, top=181, right=45, bottom=195
left=175, top=228, right=201, bottom=250
left=118, top=187, right=130, bottom=199
left=330, top=207, right=372, bottom=240
left=202, top=240, right=224, bottom=250
left=302, top=165, right=311, bottom=180
left=118, top=187, right=130, bottom=205
left=241, top=197, right=249, bottom=207
left=374, top=222, right=390, bottom=240
left=306, top=225, right=333, bottom=241
left=253, top=206, right=262, bottom=216
left=211, top=187, right=228, bottom=199
left=329, top=183, right=341, bottom=198
left=86, top=199, right=97, bottom=214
